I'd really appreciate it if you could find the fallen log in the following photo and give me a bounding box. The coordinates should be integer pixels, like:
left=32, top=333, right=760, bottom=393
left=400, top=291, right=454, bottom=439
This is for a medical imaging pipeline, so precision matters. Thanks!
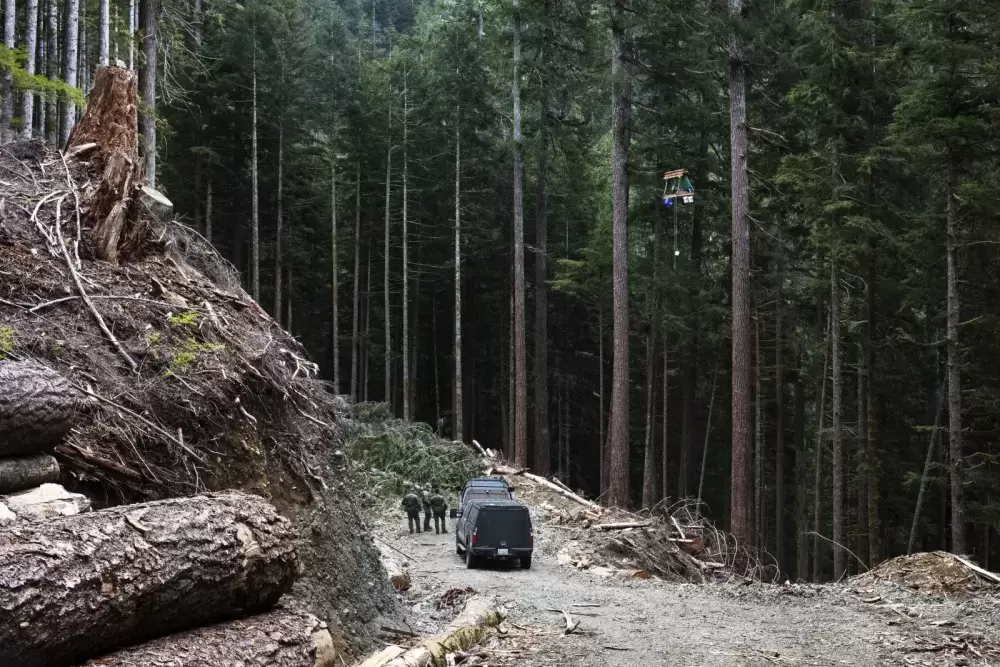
left=0, top=453, right=60, bottom=493
left=81, top=608, right=337, bottom=667
left=360, top=597, right=503, bottom=667
left=379, top=543, right=413, bottom=592
left=0, top=360, right=89, bottom=456
left=594, top=521, right=652, bottom=531
left=0, top=491, right=299, bottom=667
left=65, top=65, right=141, bottom=264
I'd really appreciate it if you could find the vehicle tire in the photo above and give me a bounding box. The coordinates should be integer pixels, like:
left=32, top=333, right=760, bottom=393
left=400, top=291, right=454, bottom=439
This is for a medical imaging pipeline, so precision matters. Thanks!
left=521, top=555, right=532, bottom=570
left=465, top=551, right=477, bottom=569
left=455, top=539, right=463, bottom=555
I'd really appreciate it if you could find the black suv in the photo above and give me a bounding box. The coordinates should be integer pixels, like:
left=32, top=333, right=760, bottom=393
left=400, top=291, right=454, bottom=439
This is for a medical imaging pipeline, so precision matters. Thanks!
left=455, top=499, right=533, bottom=569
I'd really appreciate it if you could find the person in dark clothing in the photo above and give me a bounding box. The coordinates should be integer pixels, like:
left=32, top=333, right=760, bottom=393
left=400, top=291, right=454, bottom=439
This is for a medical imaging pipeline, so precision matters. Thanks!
left=401, top=488, right=422, bottom=533
left=421, top=486, right=433, bottom=531
left=430, top=486, right=448, bottom=534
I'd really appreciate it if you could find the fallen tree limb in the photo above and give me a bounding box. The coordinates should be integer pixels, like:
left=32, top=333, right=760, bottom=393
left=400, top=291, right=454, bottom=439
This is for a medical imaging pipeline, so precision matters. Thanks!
left=491, top=464, right=600, bottom=511
left=81, top=608, right=337, bottom=667
left=0, top=453, right=60, bottom=493
left=545, top=608, right=581, bottom=635
left=594, top=521, right=652, bottom=531
left=950, top=553, right=1000, bottom=585
left=360, top=597, right=503, bottom=667
left=0, top=491, right=299, bottom=667
left=0, top=360, right=90, bottom=456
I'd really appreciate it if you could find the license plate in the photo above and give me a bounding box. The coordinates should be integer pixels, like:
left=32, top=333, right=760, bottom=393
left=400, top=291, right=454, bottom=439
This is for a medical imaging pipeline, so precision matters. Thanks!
left=497, top=548, right=509, bottom=556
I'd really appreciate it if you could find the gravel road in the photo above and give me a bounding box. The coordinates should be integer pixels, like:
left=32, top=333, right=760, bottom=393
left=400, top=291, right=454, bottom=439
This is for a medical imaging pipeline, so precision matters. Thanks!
left=382, top=520, right=905, bottom=666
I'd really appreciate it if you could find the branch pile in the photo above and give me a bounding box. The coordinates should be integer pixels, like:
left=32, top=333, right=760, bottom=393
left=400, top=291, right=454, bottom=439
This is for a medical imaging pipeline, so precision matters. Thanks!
left=487, top=462, right=773, bottom=583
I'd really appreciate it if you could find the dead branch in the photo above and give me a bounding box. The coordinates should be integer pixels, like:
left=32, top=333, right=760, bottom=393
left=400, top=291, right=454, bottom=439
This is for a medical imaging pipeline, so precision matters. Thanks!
left=545, top=608, right=580, bottom=635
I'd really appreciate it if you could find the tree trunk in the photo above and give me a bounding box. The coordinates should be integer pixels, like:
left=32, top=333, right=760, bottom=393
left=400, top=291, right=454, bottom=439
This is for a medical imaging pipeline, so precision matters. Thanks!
left=128, top=0, right=135, bottom=69
left=83, top=608, right=337, bottom=667
left=606, top=0, right=631, bottom=508
left=0, top=454, right=60, bottom=494
left=728, top=0, right=752, bottom=543
left=61, top=0, right=80, bottom=145
left=908, top=380, right=945, bottom=554
left=831, top=253, right=845, bottom=579
left=37, top=0, right=45, bottom=137
left=946, top=161, right=964, bottom=555
left=1, top=0, right=13, bottom=144
left=642, top=329, right=657, bottom=509
left=402, top=69, right=410, bottom=421
left=453, top=114, right=463, bottom=441
left=275, top=121, right=285, bottom=325
left=813, top=312, right=831, bottom=582
left=754, top=310, right=763, bottom=552
left=351, top=161, right=362, bottom=402
left=383, top=139, right=392, bottom=405
left=598, top=302, right=606, bottom=495
left=22, top=0, right=38, bottom=139
left=662, top=346, right=668, bottom=501
left=205, top=177, right=213, bottom=243
left=533, top=58, right=550, bottom=476
left=97, top=0, right=108, bottom=65
left=364, top=237, right=372, bottom=402
left=511, top=0, right=527, bottom=469
left=46, top=0, right=58, bottom=143
left=78, top=0, right=86, bottom=92
left=793, top=342, right=808, bottom=581
left=433, top=291, right=441, bottom=427
left=856, top=341, right=867, bottom=567
left=250, top=38, right=259, bottom=301
left=137, top=0, right=155, bottom=184
left=680, top=205, right=702, bottom=499
left=866, top=256, right=879, bottom=566
left=0, top=492, right=298, bottom=667
left=66, top=66, right=142, bottom=264
left=774, top=268, right=785, bottom=571
left=331, top=157, right=339, bottom=392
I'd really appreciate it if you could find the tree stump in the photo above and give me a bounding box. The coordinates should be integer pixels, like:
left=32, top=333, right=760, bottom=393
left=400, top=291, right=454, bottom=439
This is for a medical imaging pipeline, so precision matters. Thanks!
left=66, top=65, right=141, bottom=264
left=0, top=453, right=60, bottom=494
left=0, top=360, right=89, bottom=456
left=81, top=608, right=338, bottom=667
left=0, top=491, right=299, bottom=667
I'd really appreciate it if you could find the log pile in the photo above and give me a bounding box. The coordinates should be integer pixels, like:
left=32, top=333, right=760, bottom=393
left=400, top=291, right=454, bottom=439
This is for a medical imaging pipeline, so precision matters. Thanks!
left=0, top=491, right=304, bottom=667
left=0, top=360, right=92, bottom=523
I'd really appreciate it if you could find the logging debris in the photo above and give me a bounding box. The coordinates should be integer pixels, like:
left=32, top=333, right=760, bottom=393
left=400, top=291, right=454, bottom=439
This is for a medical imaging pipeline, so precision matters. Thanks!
left=854, top=551, right=1000, bottom=597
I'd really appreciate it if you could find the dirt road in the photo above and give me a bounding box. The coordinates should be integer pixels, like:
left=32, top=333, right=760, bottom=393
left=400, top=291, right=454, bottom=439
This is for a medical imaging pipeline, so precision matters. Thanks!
left=384, top=523, right=909, bottom=666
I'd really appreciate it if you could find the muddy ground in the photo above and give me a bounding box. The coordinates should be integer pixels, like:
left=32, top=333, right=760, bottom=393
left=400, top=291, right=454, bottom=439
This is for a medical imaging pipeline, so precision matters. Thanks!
left=374, top=507, right=1000, bottom=666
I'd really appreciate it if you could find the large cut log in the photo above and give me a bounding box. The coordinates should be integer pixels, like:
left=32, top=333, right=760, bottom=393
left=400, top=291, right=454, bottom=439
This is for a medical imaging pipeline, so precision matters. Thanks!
left=359, top=597, right=503, bottom=667
left=0, top=491, right=299, bottom=667
left=378, top=543, right=412, bottom=592
left=81, top=608, right=337, bottom=667
left=0, top=360, right=89, bottom=456
left=0, top=453, right=60, bottom=493
left=66, top=65, right=141, bottom=264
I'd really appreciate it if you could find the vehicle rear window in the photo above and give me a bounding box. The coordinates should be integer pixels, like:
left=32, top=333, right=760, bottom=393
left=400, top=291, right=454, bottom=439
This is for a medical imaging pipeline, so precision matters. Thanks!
left=464, top=490, right=510, bottom=503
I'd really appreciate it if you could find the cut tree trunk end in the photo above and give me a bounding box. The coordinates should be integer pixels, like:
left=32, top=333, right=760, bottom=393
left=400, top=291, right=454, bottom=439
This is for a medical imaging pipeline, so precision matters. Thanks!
left=66, top=65, right=141, bottom=264
left=0, top=360, right=90, bottom=456
left=1, top=482, right=91, bottom=524
left=0, top=491, right=299, bottom=667
left=0, top=453, right=60, bottom=494
left=82, top=608, right=337, bottom=667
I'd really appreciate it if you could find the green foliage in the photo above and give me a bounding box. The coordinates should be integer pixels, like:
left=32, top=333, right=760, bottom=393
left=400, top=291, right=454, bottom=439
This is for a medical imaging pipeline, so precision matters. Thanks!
left=344, top=402, right=481, bottom=496
left=0, top=326, right=15, bottom=359
left=167, top=311, right=201, bottom=328
left=167, top=338, right=225, bottom=373
left=0, top=46, right=85, bottom=105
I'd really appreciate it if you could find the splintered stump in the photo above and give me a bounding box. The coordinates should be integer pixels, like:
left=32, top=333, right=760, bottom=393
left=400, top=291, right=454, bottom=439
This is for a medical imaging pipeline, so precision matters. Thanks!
left=0, top=361, right=89, bottom=456
left=0, top=454, right=60, bottom=494
left=81, top=608, right=338, bottom=667
left=0, top=492, right=299, bottom=667
left=66, top=65, right=141, bottom=264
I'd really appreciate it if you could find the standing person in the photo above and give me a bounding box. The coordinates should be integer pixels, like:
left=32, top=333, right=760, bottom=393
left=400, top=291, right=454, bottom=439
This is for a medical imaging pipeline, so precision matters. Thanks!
left=401, top=487, right=422, bottom=534
left=421, top=485, right=433, bottom=532
left=430, top=486, right=448, bottom=534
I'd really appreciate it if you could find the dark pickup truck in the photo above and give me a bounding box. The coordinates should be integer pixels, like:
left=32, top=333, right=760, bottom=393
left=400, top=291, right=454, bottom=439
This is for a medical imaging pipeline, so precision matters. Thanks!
left=453, top=477, right=514, bottom=517
left=455, top=499, right=533, bottom=569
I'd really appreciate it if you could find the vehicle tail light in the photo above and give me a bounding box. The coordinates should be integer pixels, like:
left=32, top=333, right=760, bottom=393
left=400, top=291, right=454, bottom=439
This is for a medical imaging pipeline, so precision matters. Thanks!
left=471, top=529, right=478, bottom=546
left=530, top=532, right=534, bottom=547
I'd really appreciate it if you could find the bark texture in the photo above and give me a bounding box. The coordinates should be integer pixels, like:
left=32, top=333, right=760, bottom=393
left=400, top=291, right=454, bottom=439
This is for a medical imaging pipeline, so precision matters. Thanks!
left=946, top=165, right=964, bottom=555
left=0, top=453, right=60, bottom=494
left=23, top=0, right=38, bottom=139
left=61, top=0, right=80, bottom=145
left=606, top=0, right=631, bottom=508
left=831, top=258, right=845, bottom=579
left=82, top=608, right=337, bottom=667
left=728, top=0, right=752, bottom=542
left=66, top=65, right=141, bottom=264
left=511, top=0, right=527, bottom=468
left=2, top=0, right=16, bottom=143
left=0, top=360, right=89, bottom=456
left=138, top=0, right=156, bottom=186
left=0, top=491, right=299, bottom=667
